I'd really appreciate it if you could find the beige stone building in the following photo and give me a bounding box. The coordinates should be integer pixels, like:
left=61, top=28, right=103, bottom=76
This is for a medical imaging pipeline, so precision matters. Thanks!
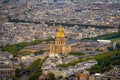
left=76, top=73, right=88, bottom=80
left=0, top=67, right=15, bottom=77
left=49, top=25, right=71, bottom=57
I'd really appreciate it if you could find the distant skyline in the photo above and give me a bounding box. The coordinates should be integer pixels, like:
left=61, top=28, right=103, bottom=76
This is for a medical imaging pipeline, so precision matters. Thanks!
left=1, top=0, right=120, bottom=4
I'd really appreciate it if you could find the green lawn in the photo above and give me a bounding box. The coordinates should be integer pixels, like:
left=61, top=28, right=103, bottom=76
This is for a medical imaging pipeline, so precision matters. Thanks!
left=0, top=38, right=53, bottom=57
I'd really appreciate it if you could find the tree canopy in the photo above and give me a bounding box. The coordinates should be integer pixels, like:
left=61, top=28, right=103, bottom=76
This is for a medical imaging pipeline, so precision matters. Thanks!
left=47, top=73, right=56, bottom=80
left=27, top=56, right=48, bottom=80
left=69, top=52, right=85, bottom=56
left=0, top=38, right=53, bottom=57
left=82, top=32, right=120, bottom=41
left=89, top=50, right=120, bottom=73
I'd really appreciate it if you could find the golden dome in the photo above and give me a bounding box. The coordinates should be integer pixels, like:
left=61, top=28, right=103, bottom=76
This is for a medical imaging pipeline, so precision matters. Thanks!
left=56, top=25, right=65, bottom=37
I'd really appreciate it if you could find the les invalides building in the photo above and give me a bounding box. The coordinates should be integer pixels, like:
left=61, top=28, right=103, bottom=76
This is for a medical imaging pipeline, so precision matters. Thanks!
left=49, top=25, right=71, bottom=57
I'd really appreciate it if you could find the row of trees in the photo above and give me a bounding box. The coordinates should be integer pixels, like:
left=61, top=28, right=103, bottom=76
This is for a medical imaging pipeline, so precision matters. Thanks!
left=83, top=32, right=120, bottom=40
left=2, top=0, right=10, bottom=3
left=46, top=73, right=57, bottom=80
left=58, top=58, right=83, bottom=68
left=108, top=42, right=120, bottom=51
left=89, top=50, right=120, bottom=73
left=0, top=38, right=53, bottom=57
left=58, top=52, right=85, bottom=68
left=119, top=26, right=120, bottom=32
left=46, top=22, right=115, bottom=28
left=9, top=19, right=41, bottom=24
left=58, top=49, right=120, bottom=70
left=116, top=42, right=120, bottom=49
left=69, top=52, right=85, bottom=56
left=26, top=56, right=48, bottom=80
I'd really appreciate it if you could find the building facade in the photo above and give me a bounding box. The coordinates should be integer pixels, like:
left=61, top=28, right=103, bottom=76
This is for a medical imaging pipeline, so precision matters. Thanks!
left=0, top=68, right=15, bottom=77
left=49, top=25, right=71, bottom=57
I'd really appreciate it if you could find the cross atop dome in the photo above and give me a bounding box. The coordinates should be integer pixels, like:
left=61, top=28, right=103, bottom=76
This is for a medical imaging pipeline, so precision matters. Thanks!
left=56, top=25, right=65, bottom=37
left=59, top=25, right=63, bottom=32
